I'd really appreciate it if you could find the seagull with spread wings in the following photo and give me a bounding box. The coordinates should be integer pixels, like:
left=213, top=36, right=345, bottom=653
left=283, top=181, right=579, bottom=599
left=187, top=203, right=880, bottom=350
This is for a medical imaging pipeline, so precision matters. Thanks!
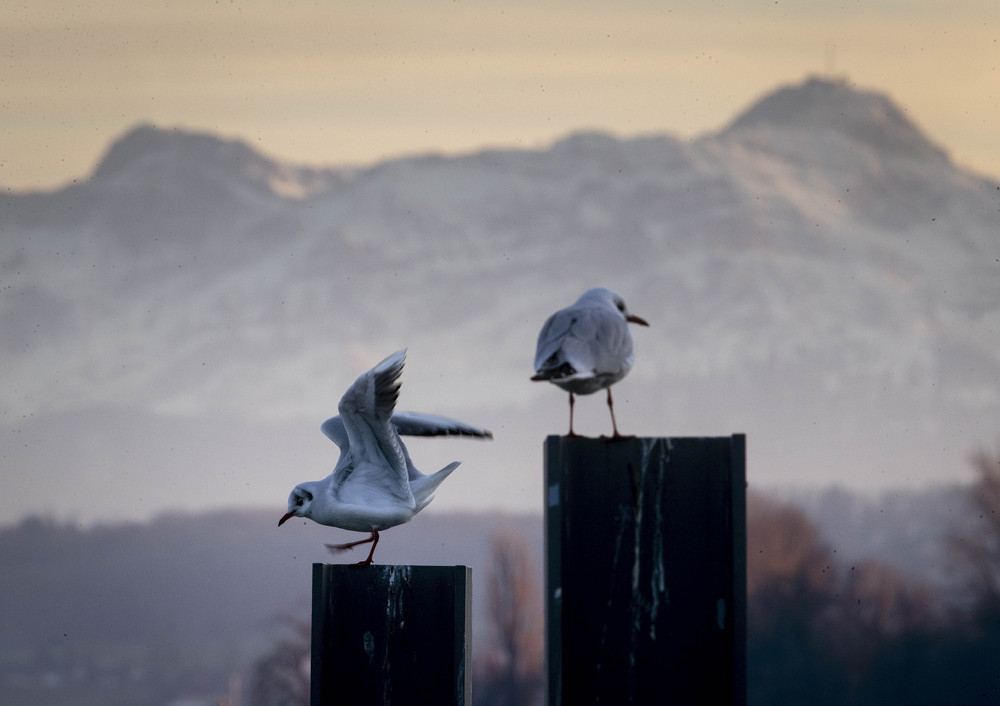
left=279, top=350, right=492, bottom=565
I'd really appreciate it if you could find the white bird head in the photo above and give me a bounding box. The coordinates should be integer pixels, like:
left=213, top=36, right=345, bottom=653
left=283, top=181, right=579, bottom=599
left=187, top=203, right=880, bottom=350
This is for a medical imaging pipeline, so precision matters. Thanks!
left=578, top=287, right=650, bottom=327
left=278, top=483, right=316, bottom=526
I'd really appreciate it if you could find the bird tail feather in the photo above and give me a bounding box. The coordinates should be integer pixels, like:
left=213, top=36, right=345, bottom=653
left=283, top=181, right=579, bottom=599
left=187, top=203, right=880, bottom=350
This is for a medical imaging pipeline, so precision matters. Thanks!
left=411, top=461, right=461, bottom=509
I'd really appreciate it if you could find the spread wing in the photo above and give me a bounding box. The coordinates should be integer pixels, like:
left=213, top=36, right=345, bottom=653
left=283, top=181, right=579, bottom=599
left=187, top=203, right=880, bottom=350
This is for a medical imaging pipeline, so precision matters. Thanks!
left=390, top=411, right=493, bottom=440
left=390, top=411, right=492, bottom=482
left=331, top=349, right=412, bottom=505
left=321, top=411, right=492, bottom=446
left=323, top=409, right=491, bottom=484
left=320, top=416, right=349, bottom=448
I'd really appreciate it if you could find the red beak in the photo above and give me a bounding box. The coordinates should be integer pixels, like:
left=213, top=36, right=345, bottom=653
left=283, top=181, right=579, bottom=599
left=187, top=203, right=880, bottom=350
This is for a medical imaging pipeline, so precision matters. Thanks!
left=278, top=512, right=295, bottom=527
left=626, top=314, right=650, bottom=327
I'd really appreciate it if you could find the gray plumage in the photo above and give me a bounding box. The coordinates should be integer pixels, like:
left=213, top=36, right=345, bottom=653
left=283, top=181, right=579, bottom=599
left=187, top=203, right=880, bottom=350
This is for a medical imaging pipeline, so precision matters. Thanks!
left=532, top=287, right=649, bottom=437
left=279, top=349, right=492, bottom=564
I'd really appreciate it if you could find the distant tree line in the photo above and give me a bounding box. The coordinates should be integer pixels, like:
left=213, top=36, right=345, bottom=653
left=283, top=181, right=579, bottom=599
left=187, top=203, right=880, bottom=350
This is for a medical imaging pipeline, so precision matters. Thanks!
left=746, top=442, right=1000, bottom=705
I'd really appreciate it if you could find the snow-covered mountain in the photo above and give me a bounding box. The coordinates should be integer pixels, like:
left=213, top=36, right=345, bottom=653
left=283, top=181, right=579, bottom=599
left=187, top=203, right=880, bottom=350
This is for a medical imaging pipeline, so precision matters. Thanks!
left=2, top=76, right=999, bottom=524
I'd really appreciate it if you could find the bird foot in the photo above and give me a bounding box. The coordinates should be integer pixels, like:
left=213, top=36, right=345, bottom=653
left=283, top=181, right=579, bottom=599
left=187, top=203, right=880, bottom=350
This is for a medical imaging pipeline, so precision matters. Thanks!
left=325, top=544, right=377, bottom=567
left=324, top=542, right=357, bottom=554
left=325, top=530, right=379, bottom=565
left=601, top=433, right=636, bottom=441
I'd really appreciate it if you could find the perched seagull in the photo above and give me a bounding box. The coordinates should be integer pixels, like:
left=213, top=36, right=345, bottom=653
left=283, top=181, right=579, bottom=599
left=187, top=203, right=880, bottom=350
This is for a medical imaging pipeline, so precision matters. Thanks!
left=278, top=349, right=492, bottom=565
left=532, top=287, right=649, bottom=438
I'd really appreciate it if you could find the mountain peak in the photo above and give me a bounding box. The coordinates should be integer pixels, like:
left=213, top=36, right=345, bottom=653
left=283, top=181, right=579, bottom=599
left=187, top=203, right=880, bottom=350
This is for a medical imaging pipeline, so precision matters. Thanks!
left=91, top=124, right=264, bottom=181
left=725, top=76, right=948, bottom=162
left=89, top=124, right=344, bottom=199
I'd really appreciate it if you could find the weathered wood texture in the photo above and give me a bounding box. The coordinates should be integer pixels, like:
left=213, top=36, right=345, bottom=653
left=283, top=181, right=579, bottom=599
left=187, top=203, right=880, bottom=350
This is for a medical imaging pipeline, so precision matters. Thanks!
left=545, top=435, right=747, bottom=705
left=311, top=564, right=471, bottom=705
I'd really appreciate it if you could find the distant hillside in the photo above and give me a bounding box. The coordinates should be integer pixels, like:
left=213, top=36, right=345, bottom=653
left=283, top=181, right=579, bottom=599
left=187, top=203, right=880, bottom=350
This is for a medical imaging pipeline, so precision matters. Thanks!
left=0, top=509, right=544, bottom=643
left=0, top=482, right=981, bottom=704
left=0, top=509, right=543, bottom=704
left=2, top=75, right=999, bottom=526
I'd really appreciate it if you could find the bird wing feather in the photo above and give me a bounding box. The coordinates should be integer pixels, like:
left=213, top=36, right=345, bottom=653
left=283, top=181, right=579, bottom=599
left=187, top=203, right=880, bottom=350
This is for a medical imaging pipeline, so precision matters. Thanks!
left=390, top=411, right=493, bottom=439
left=332, top=350, right=413, bottom=505
left=533, top=308, right=578, bottom=372
left=535, top=304, right=632, bottom=378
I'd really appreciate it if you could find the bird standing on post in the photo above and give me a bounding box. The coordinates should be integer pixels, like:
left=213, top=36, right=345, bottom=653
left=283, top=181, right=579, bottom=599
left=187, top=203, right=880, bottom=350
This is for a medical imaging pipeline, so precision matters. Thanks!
left=278, top=349, right=492, bottom=565
left=532, top=287, right=649, bottom=438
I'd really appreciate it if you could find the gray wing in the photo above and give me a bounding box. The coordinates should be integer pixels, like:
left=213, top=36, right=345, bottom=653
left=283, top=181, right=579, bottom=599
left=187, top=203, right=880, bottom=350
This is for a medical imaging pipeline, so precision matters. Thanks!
left=535, top=304, right=631, bottom=378
left=320, top=416, right=349, bottom=448
left=390, top=411, right=493, bottom=440
left=319, top=416, right=353, bottom=477
left=324, top=409, right=490, bottom=483
left=391, top=411, right=492, bottom=482
left=534, top=307, right=577, bottom=372
left=321, top=410, right=492, bottom=446
left=333, top=349, right=412, bottom=504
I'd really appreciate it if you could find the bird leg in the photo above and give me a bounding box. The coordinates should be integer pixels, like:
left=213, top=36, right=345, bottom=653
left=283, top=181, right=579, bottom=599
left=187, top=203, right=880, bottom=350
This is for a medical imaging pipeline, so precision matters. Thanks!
left=566, top=392, right=581, bottom=437
left=325, top=529, right=380, bottom=567
left=357, top=532, right=379, bottom=566
left=605, top=387, right=624, bottom=439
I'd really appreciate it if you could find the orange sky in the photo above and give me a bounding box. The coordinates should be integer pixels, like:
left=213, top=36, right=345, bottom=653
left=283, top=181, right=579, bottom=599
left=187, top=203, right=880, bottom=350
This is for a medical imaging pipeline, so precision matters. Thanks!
left=3, top=1, right=998, bottom=191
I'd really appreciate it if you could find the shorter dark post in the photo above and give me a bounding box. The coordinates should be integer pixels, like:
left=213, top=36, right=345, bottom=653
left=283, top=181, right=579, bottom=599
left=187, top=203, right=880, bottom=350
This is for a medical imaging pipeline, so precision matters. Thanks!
left=311, top=564, right=471, bottom=705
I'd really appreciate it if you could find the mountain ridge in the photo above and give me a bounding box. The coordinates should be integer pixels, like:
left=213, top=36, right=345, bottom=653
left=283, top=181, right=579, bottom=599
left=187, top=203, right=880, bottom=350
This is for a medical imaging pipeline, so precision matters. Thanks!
left=2, top=75, right=999, bottom=524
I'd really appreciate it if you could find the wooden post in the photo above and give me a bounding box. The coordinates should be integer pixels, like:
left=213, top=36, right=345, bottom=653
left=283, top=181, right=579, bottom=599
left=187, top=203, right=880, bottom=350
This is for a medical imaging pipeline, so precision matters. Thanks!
left=311, top=564, right=472, bottom=705
left=545, top=435, right=747, bottom=705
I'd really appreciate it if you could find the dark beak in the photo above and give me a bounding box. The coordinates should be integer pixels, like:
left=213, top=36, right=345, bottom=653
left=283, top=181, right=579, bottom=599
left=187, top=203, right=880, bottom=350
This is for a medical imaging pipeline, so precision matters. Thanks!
left=626, top=314, right=650, bottom=327
left=278, top=512, right=295, bottom=527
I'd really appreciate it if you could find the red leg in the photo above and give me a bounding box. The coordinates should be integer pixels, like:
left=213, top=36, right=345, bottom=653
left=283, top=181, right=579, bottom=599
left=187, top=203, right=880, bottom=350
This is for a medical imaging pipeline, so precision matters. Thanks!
left=566, top=391, right=581, bottom=437
left=358, top=530, right=380, bottom=566
left=606, top=387, right=623, bottom=439
left=325, top=529, right=380, bottom=566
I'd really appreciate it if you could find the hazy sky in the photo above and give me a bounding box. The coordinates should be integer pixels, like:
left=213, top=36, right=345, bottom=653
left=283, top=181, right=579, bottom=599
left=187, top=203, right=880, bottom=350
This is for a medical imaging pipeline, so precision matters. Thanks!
left=3, top=0, right=999, bottom=191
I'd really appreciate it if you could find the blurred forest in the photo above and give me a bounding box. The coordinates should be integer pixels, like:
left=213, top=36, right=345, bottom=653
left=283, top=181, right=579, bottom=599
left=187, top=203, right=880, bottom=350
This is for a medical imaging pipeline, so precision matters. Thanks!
left=2, top=443, right=999, bottom=705
left=743, top=442, right=1000, bottom=705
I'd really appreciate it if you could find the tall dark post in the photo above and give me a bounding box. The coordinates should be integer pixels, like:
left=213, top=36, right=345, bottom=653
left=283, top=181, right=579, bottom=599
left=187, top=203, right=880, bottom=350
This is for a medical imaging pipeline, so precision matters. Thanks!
left=311, top=564, right=471, bottom=705
left=545, top=435, right=746, bottom=705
